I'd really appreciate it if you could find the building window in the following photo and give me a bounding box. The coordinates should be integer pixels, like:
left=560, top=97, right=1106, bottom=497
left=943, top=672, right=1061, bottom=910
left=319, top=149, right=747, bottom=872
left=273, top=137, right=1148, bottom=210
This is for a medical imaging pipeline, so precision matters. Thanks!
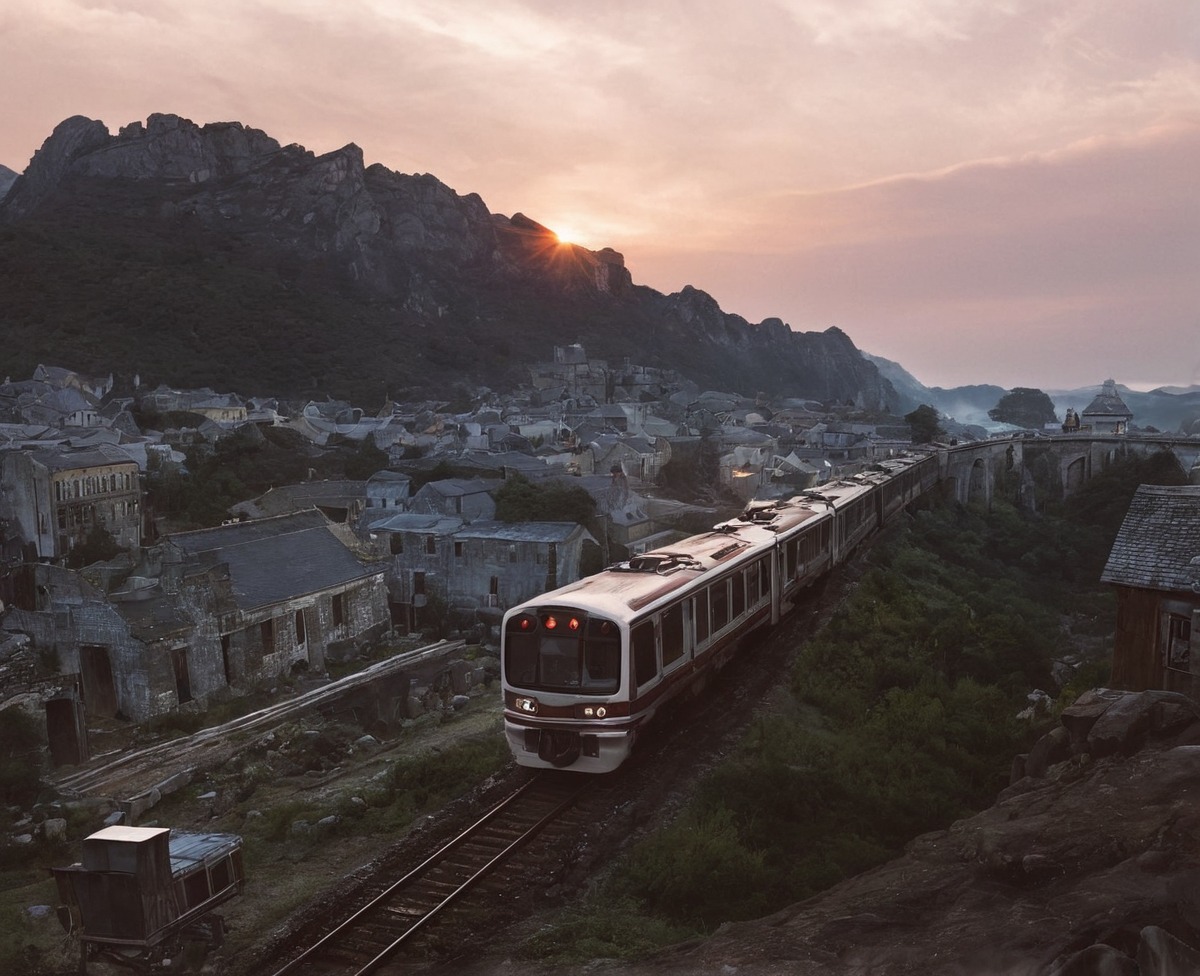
left=390, top=533, right=403, bottom=555
left=425, top=535, right=436, bottom=555
left=509, top=545, right=518, bottom=563
left=454, top=541, right=463, bottom=557
left=260, top=618, right=275, bottom=652
left=413, top=572, right=426, bottom=596
left=332, top=593, right=347, bottom=627
left=1166, top=614, right=1191, bottom=672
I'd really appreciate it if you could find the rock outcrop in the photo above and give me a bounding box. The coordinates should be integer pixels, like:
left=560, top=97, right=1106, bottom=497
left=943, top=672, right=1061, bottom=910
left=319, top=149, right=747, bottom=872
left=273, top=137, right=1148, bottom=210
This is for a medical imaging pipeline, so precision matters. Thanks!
left=0, top=114, right=896, bottom=407
left=0, top=162, right=18, bottom=202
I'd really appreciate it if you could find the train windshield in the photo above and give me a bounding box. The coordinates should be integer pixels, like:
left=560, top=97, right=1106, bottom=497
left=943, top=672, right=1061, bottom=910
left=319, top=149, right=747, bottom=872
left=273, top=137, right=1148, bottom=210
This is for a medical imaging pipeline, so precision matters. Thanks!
left=504, top=610, right=621, bottom=694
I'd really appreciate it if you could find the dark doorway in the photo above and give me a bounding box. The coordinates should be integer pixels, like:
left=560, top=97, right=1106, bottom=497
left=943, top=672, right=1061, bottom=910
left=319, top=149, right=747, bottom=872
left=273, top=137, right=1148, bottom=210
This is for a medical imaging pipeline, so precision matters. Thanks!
left=170, top=646, right=193, bottom=704
left=78, top=644, right=118, bottom=717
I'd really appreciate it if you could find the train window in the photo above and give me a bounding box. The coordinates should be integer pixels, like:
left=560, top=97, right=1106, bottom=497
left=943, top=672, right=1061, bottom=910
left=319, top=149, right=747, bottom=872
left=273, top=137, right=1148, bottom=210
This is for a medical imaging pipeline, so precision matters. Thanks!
left=539, top=630, right=583, bottom=689
left=662, top=604, right=684, bottom=668
left=711, top=580, right=729, bottom=632
left=633, top=621, right=657, bottom=688
left=786, top=539, right=798, bottom=578
left=695, top=589, right=710, bottom=644
left=504, top=616, right=541, bottom=687
left=583, top=616, right=620, bottom=693
left=732, top=570, right=746, bottom=618
left=745, top=563, right=758, bottom=606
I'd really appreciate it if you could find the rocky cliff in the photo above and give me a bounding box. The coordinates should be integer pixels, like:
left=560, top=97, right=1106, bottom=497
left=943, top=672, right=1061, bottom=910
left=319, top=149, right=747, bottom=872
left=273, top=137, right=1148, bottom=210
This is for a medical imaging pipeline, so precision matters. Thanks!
left=0, top=114, right=896, bottom=408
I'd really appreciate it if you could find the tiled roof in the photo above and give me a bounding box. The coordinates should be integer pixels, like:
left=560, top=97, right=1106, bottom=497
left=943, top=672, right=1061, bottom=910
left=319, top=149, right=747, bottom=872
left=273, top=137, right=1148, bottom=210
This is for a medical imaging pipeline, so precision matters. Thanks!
left=1082, top=380, right=1133, bottom=419
left=1100, top=485, right=1200, bottom=592
left=168, top=510, right=379, bottom=610
left=33, top=444, right=138, bottom=471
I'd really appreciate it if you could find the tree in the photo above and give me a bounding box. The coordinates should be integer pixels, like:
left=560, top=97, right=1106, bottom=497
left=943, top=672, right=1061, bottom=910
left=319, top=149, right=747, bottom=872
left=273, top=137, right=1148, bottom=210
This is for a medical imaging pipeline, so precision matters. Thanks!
left=905, top=404, right=943, bottom=444
left=343, top=437, right=390, bottom=480
left=494, top=473, right=596, bottom=524
left=66, top=523, right=122, bottom=568
left=988, top=388, right=1058, bottom=429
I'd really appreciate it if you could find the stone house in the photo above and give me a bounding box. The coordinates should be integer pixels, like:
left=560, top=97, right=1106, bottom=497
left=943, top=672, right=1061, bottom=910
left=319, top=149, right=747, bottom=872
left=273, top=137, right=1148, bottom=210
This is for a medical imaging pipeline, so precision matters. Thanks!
left=230, top=480, right=368, bottom=523
left=15, top=386, right=104, bottom=429
left=4, top=506, right=388, bottom=720
left=409, top=478, right=501, bottom=519
left=369, top=511, right=596, bottom=628
left=365, top=470, right=411, bottom=510
left=1081, top=379, right=1134, bottom=434
left=1101, top=484, right=1200, bottom=697
left=0, top=445, right=142, bottom=560
left=1, top=510, right=390, bottom=723
left=32, top=364, right=114, bottom=400
left=139, top=386, right=247, bottom=424
left=587, top=433, right=670, bottom=483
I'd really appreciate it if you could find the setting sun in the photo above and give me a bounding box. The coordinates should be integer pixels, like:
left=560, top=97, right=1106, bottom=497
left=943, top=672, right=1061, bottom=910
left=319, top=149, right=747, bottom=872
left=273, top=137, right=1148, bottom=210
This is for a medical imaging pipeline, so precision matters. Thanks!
left=552, top=226, right=583, bottom=247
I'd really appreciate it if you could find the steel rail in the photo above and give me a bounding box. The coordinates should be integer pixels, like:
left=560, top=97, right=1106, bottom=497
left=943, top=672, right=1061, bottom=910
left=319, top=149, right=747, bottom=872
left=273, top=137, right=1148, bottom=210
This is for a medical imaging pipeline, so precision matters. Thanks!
left=269, top=773, right=587, bottom=976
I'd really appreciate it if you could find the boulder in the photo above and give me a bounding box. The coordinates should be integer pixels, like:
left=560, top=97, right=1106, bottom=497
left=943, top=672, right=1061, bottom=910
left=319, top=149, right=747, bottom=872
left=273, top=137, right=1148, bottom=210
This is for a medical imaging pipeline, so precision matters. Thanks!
left=1088, top=691, right=1200, bottom=758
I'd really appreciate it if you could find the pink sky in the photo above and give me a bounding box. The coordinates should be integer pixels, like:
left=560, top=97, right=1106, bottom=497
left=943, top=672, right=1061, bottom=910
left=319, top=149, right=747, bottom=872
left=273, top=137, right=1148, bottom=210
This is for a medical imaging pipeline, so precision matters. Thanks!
left=2, top=0, right=1197, bottom=392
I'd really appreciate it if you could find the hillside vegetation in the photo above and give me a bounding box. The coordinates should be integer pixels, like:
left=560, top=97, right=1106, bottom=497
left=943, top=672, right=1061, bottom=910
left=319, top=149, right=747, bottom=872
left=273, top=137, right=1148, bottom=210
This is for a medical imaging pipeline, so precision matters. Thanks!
left=521, top=450, right=1187, bottom=959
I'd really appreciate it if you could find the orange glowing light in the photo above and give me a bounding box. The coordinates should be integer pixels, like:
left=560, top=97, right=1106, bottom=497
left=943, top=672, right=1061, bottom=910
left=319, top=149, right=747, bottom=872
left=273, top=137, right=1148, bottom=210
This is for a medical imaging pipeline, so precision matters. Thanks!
left=553, top=226, right=582, bottom=247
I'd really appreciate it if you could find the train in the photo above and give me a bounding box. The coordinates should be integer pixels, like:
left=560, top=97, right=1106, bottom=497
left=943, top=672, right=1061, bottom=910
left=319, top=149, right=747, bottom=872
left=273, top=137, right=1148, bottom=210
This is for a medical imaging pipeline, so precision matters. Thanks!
left=499, top=451, right=940, bottom=773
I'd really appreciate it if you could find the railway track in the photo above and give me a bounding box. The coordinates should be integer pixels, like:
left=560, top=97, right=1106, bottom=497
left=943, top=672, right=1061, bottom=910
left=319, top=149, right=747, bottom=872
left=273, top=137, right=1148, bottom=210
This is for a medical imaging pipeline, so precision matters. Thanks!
left=267, top=771, right=591, bottom=976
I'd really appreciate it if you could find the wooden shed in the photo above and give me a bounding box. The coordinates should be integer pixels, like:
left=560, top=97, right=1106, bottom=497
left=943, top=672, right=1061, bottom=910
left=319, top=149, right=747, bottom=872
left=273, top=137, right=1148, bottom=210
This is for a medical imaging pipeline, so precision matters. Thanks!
left=51, top=826, right=243, bottom=968
left=1101, top=484, right=1200, bottom=695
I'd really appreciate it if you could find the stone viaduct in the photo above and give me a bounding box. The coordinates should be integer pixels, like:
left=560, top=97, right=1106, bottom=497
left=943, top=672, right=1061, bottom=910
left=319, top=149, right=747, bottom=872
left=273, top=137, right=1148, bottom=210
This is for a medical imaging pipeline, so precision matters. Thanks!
left=937, top=434, right=1200, bottom=508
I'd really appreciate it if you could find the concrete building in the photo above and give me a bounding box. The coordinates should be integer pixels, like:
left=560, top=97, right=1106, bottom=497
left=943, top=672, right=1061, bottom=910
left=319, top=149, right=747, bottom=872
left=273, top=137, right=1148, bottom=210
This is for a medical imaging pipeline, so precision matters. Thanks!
left=0, top=445, right=142, bottom=560
left=1101, top=484, right=1200, bottom=697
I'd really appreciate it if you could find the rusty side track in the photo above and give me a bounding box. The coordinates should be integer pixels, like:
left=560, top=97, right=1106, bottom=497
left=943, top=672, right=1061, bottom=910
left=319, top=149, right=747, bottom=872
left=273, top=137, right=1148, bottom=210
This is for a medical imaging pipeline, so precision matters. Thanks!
left=267, top=771, right=590, bottom=976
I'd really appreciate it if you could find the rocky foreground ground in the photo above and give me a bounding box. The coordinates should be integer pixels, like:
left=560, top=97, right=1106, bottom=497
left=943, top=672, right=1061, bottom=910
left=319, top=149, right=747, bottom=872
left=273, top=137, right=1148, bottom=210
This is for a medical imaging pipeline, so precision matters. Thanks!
left=413, top=688, right=1200, bottom=976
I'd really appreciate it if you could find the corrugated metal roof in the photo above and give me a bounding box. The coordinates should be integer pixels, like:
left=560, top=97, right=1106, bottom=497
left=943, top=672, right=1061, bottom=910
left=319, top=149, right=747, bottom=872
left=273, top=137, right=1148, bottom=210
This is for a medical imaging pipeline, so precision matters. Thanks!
left=168, top=831, right=242, bottom=876
left=1101, top=485, right=1200, bottom=592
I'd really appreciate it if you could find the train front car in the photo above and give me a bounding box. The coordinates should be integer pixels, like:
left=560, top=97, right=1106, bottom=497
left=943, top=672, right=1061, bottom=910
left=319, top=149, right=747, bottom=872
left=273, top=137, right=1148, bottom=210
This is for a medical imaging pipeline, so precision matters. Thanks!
left=500, top=516, right=807, bottom=773
left=501, top=594, right=634, bottom=773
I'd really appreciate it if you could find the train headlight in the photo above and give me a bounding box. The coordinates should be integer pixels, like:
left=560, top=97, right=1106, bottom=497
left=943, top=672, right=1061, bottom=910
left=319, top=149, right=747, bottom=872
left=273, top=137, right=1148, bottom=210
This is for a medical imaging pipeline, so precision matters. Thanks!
left=514, top=696, right=539, bottom=714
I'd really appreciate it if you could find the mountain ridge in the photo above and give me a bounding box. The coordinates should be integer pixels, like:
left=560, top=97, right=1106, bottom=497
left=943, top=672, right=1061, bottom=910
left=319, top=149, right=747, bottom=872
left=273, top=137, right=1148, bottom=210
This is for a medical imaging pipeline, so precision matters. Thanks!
left=0, top=114, right=896, bottom=410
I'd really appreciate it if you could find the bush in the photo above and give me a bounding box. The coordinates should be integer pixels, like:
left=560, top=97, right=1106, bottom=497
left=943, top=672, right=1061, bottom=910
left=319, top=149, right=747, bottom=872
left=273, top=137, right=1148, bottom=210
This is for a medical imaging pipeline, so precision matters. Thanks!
left=0, top=708, right=43, bottom=807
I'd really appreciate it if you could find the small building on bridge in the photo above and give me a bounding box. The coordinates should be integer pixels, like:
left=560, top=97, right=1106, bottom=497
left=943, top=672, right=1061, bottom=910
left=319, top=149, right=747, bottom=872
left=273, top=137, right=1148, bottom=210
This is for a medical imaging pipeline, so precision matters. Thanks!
left=1101, top=484, right=1200, bottom=696
left=1081, top=379, right=1133, bottom=434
